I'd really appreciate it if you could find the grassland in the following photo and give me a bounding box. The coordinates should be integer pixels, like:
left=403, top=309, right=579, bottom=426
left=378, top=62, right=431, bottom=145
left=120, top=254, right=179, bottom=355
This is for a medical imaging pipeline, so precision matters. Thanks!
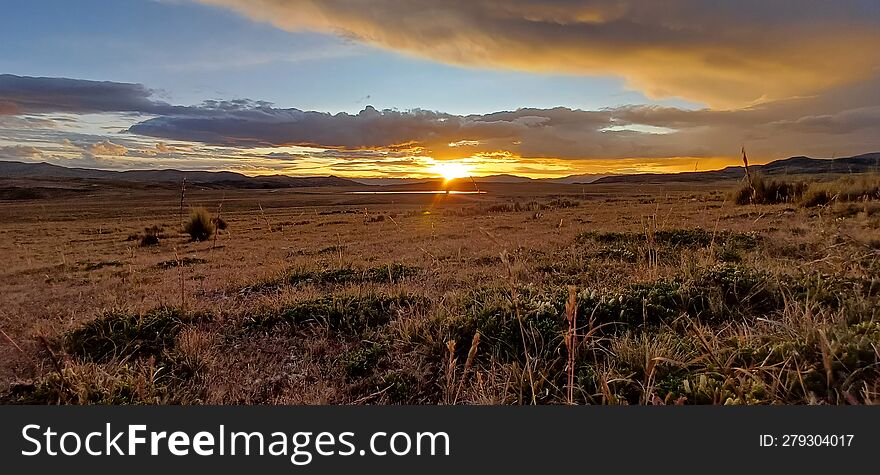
left=0, top=178, right=878, bottom=404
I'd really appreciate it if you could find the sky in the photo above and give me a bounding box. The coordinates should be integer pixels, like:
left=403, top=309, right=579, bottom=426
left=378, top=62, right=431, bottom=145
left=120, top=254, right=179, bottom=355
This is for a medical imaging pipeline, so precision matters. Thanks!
left=1, top=0, right=879, bottom=178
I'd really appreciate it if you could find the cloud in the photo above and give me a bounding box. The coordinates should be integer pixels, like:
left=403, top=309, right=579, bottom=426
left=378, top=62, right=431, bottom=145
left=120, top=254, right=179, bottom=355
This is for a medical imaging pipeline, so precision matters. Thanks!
left=88, top=140, right=129, bottom=156
left=769, top=107, right=880, bottom=134
left=3, top=74, right=880, bottom=168
left=0, top=74, right=182, bottom=116
left=127, top=105, right=527, bottom=149
left=0, top=144, right=44, bottom=159
left=197, top=0, right=880, bottom=107
left=124, top=85, right=880, bottom=162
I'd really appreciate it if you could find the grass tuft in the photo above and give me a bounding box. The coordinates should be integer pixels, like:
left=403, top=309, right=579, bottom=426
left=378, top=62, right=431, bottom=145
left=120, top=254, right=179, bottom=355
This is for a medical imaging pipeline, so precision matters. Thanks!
left=184, top=208, right=215, bottom=241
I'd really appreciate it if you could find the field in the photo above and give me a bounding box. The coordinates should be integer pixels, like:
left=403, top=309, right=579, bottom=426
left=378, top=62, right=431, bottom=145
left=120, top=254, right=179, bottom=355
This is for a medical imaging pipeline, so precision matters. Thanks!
left=1, top=178, right=878, bottom=404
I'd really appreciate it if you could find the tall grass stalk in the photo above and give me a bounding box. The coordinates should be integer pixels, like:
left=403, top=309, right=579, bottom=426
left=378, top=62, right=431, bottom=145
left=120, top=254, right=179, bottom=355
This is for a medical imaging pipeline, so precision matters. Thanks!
left=564, top=286, right=577, bottom=404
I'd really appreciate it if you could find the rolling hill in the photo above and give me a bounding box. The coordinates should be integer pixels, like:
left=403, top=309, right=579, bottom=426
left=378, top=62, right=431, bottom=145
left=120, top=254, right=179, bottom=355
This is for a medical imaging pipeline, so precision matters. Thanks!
left=592, top=153, right=880, bottom=184
left=3, top=152, right=879, bottom=191
left=0, top=161, right=359, bottom=188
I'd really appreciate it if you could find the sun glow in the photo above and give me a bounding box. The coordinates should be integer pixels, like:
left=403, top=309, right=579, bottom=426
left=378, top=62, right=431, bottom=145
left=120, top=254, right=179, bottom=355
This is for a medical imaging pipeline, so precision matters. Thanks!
left=430, top=161, right=471, bottom=181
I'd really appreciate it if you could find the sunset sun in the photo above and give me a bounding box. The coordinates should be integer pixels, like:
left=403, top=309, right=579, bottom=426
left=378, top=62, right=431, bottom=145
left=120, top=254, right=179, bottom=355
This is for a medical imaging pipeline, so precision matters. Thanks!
left=430, top=161, right=471, bottom=181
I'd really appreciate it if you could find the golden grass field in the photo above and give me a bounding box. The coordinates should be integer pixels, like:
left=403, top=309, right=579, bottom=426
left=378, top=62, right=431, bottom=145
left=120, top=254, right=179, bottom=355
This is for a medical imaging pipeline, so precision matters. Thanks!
left=1, top=177, right=878, bottom=404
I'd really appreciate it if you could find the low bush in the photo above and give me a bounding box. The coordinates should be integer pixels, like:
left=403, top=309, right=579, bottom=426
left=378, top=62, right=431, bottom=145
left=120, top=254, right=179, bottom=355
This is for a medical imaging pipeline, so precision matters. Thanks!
left=730, top=175, right=807, bottom=205
left=64, top=307, right=191, bottom=363
left=340, top=342, right=387, bottom=380
left=140, top=234, right=160, bottom=247
left=184, top=208, right=215, bottom=241
left=211, top=216, right=228, bottom=231
left=244, top=294, right=426, bottom=337
left=801, top=174, right=880, bottom=208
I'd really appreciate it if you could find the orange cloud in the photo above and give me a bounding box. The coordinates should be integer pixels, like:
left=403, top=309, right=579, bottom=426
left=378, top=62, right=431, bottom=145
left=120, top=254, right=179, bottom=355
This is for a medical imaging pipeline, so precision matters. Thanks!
left=89, top=140, right=128, bottom=156
left=198, top=0, right=880, bottom=107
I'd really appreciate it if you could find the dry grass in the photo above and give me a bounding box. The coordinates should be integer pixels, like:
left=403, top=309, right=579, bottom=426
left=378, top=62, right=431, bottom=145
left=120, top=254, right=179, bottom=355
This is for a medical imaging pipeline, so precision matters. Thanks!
left=731, top=174, right=880, bottom=208
left=0, top=179, right=877, bottom=405
left=184, top=207, right=215, bottom=242
left=730, top=175, right=808, bottom=205
left=801, top=174, right=880, bottom=208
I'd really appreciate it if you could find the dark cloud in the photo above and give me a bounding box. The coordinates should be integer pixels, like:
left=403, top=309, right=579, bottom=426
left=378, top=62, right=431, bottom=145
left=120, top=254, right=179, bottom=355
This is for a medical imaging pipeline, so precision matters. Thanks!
left=0, top=74, right=182, bottom=116
left=127, top=105, right=530, bottom=149
left=123, top=88, right=880, bottom=161
left=770, top=107, right=880, bottom=134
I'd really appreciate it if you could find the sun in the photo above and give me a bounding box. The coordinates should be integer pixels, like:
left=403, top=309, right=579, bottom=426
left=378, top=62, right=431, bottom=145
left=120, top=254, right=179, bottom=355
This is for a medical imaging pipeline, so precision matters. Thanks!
left=430, top=161, right=471, bottom=182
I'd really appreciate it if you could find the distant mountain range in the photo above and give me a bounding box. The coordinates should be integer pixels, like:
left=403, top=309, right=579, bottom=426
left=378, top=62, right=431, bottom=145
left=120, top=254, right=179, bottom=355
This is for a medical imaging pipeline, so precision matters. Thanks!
left=0, top=161, right=359, bottom=188
left=592, top=153, right=880, bottom=184
left=2, top=152, right=878, bottom=189
left=346, top=154, right=880, bottom=185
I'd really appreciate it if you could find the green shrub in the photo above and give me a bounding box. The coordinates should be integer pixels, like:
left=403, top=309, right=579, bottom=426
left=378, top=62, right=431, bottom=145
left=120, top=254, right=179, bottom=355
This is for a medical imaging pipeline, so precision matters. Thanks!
left=245, top=294, right=425, bottom=337
left=244, top=264, right=421, bottom=294
left=341, top=342, right=386, bottom=379
left=64, top=307, right=190, bottom=363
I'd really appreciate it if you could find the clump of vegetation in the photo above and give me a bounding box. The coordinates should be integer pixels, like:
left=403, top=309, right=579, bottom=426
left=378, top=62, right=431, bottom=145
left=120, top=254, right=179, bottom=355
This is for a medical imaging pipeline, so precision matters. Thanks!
left=651, top=317, right=880, bottom=405
left=730, top=175, right=807, bottom=205
left=79, top=260, right=122, bottom=271
left=211, top=216, right=228, bottom=231
left=126, top=225, right=164, bottom=246
left=0, top=360, right=202, bottom=405
left=156, top=257, right=208, bottom=269
left=801, top=174, right=880, bottom=207
left=289, top=264, right=421, bottom=286
left=485, top=199, right=580, bottom=213
left=340, top=342, right=387, bottom=380
left=800, top=187, right=833, bottom=207
left=244, top=294, right=425, bottom=337
left=433, top=264, right=782, bottom=362
left=1, top=305, right=212, bottom=405
left=575, top=228, right=762, bottom=265
left=578, top=231, right=638, bottom=244
left=545, top=198, right=580, bottom=209
left=732, top=174, right=880, bottom=208
left=414, top=260, right=879, bottom=404
left=140, top=234, right=160, bottom=246
left=184, top=208, right=215, bottom=241
left=64, top=307, right=192, bottom=363
left=486, top=201, right=543, bottom=213
left=0, top=187, right=44, bottom=200
left=242, top=264, right=421, bottom=294
left=578, top=228, right=745, bottom=247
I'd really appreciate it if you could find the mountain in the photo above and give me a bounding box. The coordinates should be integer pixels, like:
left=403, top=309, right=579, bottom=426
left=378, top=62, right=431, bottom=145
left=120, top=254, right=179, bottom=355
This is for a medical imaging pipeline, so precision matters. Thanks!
left=592, top=153, right=880, bottom=184
left=350, top=177, right=432, bottom=185
left=545, top=174, right=611, bottom=184
left=474, top=174, right=534, bottom=183
left=4, top=152, right=879, bottom=190
left=0, top=161, right=360, bottom=188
